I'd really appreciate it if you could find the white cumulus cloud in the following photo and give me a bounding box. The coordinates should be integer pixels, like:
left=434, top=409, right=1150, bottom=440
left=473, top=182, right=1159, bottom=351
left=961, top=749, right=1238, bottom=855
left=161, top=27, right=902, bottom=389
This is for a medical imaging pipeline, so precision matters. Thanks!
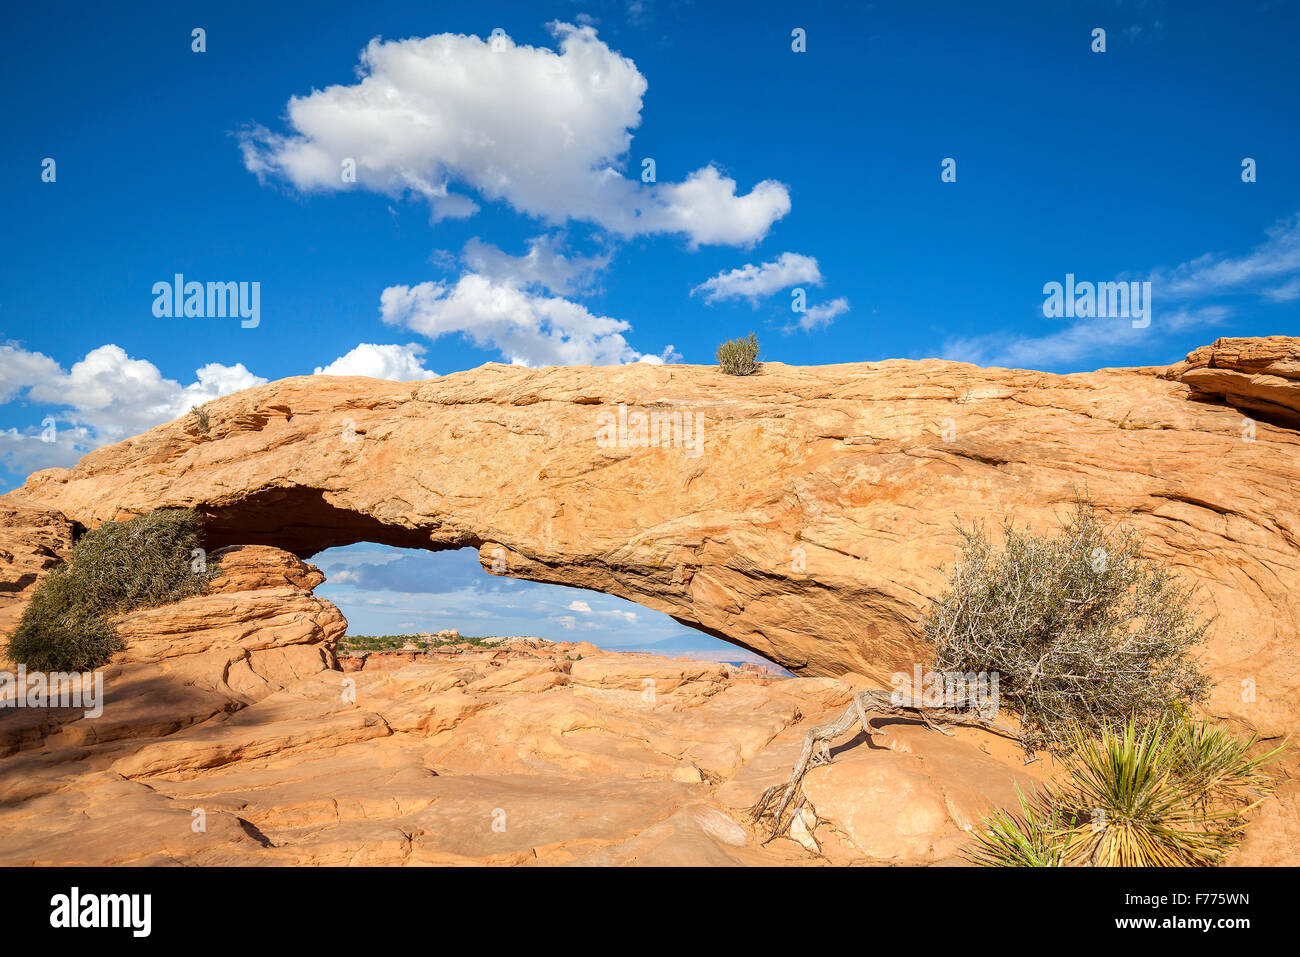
left=462, top=235, right=611, bottom=297
left=0, top=425, right=92, bottom=475
left=22, top=345, right=266, bottom=443
left=0, top=343, right=267, bottom=476
left=0, top=341, right=440, bottom=478
left=693, top=252, right=823, bottom=304
left=380, top=274, right=670, bottom=367
left=313, top=342, right=438, bottom=380
left=239, top=23, right=790, bottom=247
left=0, top=345, right=63, bottom=404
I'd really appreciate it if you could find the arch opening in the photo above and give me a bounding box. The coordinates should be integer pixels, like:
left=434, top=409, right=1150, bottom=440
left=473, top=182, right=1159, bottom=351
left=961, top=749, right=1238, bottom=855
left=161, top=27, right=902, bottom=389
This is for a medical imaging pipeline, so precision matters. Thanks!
left=198, top=487, right=451, bottom=558
left=194, top=487, right=786, bottom=672
left=311, top=542, right=787, bottom=671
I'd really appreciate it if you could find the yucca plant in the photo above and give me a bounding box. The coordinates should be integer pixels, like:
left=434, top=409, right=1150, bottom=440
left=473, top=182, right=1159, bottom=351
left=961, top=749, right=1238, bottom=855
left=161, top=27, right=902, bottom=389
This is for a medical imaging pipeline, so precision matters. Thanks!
left=1056, top=719, right=1230, bottom=867
left=1167, top=719, right=1283, bottom=815
left=967, top=716, right=1283, bottom=867
left=967, top=785, right=1071, bottom=867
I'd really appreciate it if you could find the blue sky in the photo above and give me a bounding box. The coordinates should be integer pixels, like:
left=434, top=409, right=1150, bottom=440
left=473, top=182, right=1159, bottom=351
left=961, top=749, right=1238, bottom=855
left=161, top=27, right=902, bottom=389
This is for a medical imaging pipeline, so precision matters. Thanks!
left=2, top=0, right=1297, bottom=653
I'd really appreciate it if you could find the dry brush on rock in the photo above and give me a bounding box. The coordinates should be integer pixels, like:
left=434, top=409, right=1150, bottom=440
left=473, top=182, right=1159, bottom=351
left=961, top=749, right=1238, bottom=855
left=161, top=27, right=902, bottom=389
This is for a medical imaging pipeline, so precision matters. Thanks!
left=925, top=499, right=1211, bottom=752
left=753, top=499, right=1226, bottom=847
left=6, top=509, right=218, bottom=672
left=750, top=687, right=1023, bottom=838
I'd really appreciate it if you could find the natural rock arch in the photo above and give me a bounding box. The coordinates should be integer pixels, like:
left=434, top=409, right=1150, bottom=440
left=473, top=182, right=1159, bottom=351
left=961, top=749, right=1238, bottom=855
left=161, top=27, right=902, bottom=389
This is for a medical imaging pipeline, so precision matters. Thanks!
left=4, top=337, right=1298, bottom=737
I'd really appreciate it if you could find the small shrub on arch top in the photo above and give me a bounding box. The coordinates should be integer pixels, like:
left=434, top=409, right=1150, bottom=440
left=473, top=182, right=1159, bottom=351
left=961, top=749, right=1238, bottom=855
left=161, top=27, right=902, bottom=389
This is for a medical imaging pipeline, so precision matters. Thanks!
left=716, top=333, right=760, bottom=375
left=923, top=498, right=1210, bottom=750
left=189, top=405, right=211, bottom=434
left=6, top=509, right=218, bottom=672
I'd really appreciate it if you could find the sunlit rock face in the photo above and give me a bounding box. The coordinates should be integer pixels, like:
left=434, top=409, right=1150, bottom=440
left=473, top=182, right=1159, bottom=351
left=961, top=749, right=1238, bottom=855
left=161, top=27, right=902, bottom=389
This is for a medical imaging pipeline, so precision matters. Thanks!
left=2, top=336, right=1298, bottom=738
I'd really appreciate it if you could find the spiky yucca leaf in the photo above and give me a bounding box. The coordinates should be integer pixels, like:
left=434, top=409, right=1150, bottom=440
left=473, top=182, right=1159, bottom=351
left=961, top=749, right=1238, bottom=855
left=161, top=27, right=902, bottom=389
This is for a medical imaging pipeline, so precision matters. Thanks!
left=1057, top=720, right=1232, bottom=867
left=967, top=785, right=1070, bottom=867
left=1168, top=719, right=1284, bottom=814
left=970, top=716, right=1283, bottom=867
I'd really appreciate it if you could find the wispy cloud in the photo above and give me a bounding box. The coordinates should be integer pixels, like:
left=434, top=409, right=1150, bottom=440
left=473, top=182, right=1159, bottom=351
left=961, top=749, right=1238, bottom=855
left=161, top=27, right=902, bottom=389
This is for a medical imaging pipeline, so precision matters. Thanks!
left=941, top=214, right=1300, bottom=369
left=692, top=252, right=822, bottom=304
left=1149, top=214, right=1300, bottom=301
left=784, top=296, right=850, bottom=334
left=1262, top=277, right=1300, bottom=303
left=941, top=305, right=1231, bottom=370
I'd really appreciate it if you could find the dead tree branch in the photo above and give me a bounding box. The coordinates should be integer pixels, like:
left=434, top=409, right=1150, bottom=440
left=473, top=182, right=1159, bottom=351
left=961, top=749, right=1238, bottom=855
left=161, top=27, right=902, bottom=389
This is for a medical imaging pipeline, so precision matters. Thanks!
left=750, top=688, right=1023, bottom=839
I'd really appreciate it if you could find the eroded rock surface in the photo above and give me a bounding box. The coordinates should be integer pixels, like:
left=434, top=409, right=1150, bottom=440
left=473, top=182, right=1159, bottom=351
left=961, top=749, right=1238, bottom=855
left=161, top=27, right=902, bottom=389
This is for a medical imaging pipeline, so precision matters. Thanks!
left=1, top=337, right=1296, bottom=739
left=0, top=504, right=75, bottom=651
left=0, top=541, right=1049, bottom=865
left=0, top=623, right=1047, bottom=866
left=0, top=540, right=1291, bottom=865
left=0, top=546, right=341, bottom=757
left=0, top=336, right=1296, bottom=865
left=1162, top=335, right=1300, bottom=427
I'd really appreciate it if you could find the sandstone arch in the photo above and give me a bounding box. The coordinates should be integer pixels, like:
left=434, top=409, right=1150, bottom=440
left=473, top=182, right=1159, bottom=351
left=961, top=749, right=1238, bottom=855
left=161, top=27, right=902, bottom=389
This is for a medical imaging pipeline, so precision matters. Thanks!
left=3, top=337, right=1298, bottom=736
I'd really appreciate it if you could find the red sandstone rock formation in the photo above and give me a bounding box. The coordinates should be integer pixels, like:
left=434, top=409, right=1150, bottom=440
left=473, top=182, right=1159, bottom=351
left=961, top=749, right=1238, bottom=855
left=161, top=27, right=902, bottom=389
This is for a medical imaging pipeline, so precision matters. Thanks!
left=0, top=337, right=1296, bottom=866
left=3, top=337, right=1296, bottom=736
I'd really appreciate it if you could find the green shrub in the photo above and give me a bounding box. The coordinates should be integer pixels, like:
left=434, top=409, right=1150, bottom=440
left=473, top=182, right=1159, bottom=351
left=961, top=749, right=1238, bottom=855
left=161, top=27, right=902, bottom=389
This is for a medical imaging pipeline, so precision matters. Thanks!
left=337, top=633, right=496, bottom=653
left=716, top=333, right=760, bottom=376
left=965, top=786, right=1067, bottom=867
left=6, top=566, right=121, bottom=675
left=6, top=509, right=217, bottom=672
left=925, top=499, right=1210, bottom=750
left=1057, top=718, right=1230, bottom=866
left=969, top=717, right=1283, bottom=867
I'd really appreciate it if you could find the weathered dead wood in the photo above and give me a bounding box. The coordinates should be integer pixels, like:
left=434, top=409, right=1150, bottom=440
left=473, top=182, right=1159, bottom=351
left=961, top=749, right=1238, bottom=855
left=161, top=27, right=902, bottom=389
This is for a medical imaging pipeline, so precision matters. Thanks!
left=749, top=688, right=1023, bottom=838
